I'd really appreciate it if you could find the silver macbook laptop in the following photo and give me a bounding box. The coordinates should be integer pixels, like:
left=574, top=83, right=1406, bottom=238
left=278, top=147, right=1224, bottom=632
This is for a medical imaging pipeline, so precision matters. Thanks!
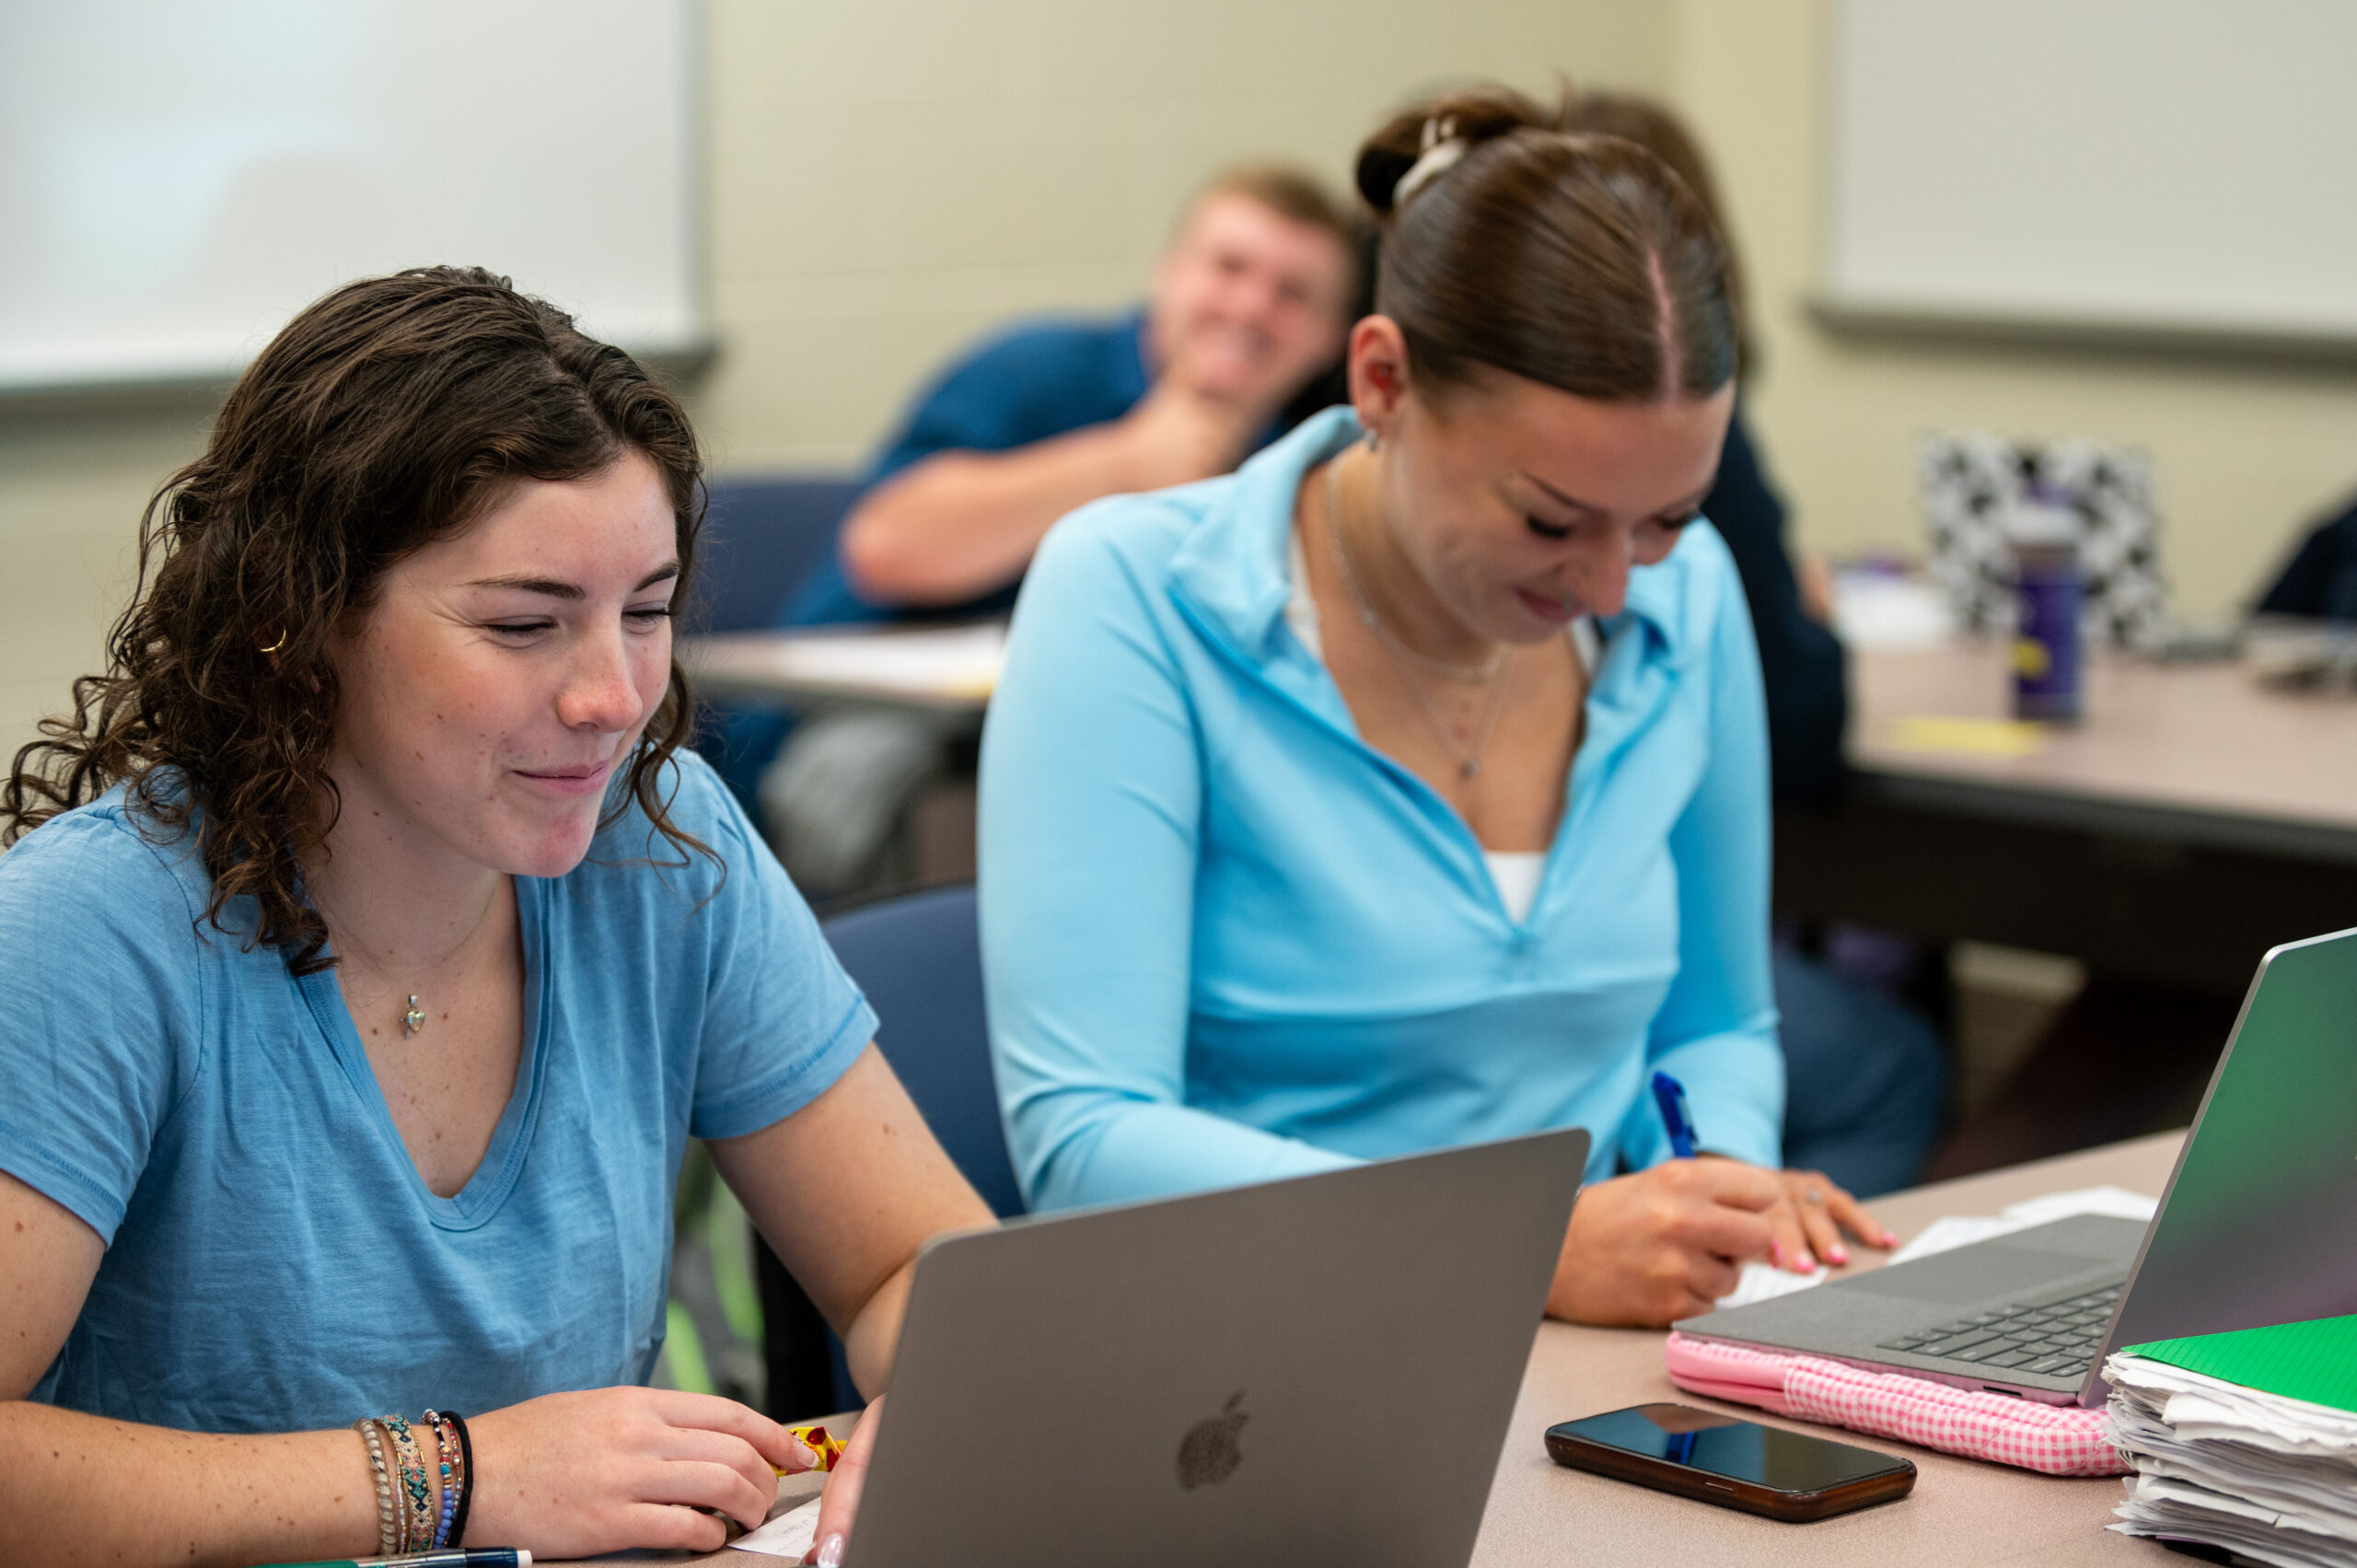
left=1679, top=924, right=2357, bottom=1407
left=844, top=1127, right=1590, bottom=1567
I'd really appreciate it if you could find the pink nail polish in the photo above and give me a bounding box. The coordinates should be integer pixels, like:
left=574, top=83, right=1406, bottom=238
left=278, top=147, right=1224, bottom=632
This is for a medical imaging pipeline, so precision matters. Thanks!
left=1829, top=1248, right=1850, bottom=1266
left=817, top=1532, right=846, bottom=1568
left=1796, top=1253, right=1816, bottom=1272
left=1884, top=1230, right=1901, bottom=1248
left=1769, top=1240, right=1783, bottom=1268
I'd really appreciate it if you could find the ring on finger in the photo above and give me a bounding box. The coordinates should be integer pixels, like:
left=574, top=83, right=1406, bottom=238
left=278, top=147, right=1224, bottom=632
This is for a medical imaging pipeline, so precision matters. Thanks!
left=1803, top=1190, right=1826, bottom=1205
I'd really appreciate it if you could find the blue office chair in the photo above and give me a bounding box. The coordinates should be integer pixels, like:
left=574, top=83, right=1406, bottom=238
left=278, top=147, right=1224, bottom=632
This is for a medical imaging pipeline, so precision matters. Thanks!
left=760, top=883, right=1025, bottom=1417
left=825, top=884, right=1026, bottom=1219
left=691, top=475, right=862, bottom=635
left=690, top=474, right=864, bottom=809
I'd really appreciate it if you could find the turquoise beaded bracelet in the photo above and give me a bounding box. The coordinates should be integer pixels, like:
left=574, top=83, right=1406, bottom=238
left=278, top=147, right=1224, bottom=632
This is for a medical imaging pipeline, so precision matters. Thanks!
left=424, top=1410, right=462, bottom=1550
left=384, top=1412, right=432, bottom=1552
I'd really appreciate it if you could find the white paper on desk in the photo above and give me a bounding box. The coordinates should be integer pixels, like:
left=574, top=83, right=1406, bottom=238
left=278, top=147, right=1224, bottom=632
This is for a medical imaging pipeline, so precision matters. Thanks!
left=1887, top=1185, right=2158, bottom=1267
left=702, top=623, right=1006, bottom=700
left=732, top=1496, right=821, bottom=1559
left=1998, top=1184, right=2157, bottom=1226
left=1715, top=1260, right=1829, bottom=1309
left=1830, top=571, right=1956, bottom=651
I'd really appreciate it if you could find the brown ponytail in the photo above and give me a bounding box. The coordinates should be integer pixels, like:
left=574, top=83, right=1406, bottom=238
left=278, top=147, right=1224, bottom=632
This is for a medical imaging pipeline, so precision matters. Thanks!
left=1354, top=84, right=1736, bottom=404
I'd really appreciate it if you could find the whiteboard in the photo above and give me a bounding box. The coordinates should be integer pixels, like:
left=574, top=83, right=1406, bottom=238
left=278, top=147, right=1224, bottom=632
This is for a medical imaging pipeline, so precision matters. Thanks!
left=1822, top=0, right=2357, bottom=344
left=0, top=0, right=702, bottom=391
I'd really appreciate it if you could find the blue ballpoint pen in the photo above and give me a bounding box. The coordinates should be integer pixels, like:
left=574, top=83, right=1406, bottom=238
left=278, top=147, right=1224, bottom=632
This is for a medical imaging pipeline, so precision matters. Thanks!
left=1650, top=1070, right=1699, bottom=1158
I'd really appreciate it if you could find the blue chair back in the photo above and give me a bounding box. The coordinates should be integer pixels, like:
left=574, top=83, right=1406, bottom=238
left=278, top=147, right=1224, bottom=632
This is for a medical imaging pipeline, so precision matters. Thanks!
left=693, top=475, right=862, bottom=634
left=821, top=884, right=1026, bottom=1219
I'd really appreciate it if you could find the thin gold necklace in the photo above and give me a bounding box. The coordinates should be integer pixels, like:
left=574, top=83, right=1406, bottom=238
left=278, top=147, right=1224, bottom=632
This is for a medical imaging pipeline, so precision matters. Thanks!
left=1324, top=457, right=1505, bottom=684
left=1323, top=458, right=1514, bottom=780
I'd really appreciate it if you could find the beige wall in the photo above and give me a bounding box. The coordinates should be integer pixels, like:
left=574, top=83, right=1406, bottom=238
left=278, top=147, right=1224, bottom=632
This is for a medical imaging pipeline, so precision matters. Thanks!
left=1669, top=0, right=2357, bottom=626
left=688, top=0, right=1674, bottom=471
left=0, top=0, right=1672, bottom=764
left=0, top=401, right=213, bottom=772
left=7, top=0, right=2355, bottom=767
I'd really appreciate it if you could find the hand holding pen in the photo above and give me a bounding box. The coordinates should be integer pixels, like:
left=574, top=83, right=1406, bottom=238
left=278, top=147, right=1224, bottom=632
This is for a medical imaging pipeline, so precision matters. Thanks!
left=1547, top=1077, right=1897, bottom=1327
left=1653, top=1071, right=1897, bottom=1277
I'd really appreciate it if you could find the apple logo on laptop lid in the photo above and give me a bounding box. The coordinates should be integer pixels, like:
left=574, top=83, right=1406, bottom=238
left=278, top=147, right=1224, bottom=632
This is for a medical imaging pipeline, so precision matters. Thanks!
left=1177, top=1391, right=1248, bottom=1490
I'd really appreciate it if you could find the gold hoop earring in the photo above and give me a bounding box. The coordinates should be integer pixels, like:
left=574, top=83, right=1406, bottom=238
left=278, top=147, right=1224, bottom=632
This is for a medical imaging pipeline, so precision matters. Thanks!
left=259, top=630, right=287, bottom=656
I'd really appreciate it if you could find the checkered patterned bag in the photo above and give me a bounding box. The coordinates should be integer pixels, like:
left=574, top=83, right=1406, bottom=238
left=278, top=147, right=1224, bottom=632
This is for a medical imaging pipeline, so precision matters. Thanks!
left=1664, top=1331, right=2128, bottom=1477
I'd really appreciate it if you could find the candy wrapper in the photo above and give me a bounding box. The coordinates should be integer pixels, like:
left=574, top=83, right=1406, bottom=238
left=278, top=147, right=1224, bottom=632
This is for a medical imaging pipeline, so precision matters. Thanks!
left=784, top=1422, right=844, bottom=1472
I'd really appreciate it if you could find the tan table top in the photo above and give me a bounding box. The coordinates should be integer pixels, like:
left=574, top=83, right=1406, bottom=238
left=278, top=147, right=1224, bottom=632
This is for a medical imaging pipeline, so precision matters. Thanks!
left=682, top=623, right=1003, bottom=714
left=580, top=1131, right=2183, bottom=1568
left=1852, top=639, right=2357, bottom=838
left=1470, top=1131, right=2181, bottom=1568
left=691, top=629, right=2357, bottom=844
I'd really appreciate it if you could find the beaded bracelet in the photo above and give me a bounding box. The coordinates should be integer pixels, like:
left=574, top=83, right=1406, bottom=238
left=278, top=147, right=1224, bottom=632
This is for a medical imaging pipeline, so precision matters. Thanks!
left=352, top=1418, right=400, bottom=1556
left=384, top=1413, right=432, bottom=1553
left=424, top=1410, right=461, bottom=1550
left=447, top=1411, right=476, bottom=1549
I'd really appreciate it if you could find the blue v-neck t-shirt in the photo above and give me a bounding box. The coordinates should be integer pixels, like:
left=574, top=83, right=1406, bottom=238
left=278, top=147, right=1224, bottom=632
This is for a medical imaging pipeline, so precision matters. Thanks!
left=980, top=408, right=1783, bottom=1212
left=0, top=752, right=874, bottom=1434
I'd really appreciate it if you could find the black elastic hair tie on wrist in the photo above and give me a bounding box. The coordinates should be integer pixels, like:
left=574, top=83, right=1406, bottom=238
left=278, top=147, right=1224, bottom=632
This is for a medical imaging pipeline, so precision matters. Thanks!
left=447, top=1411, right=475, bottom=1548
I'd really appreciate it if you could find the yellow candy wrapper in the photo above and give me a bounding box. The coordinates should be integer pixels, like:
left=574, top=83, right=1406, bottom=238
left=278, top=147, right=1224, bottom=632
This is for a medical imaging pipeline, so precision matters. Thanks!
left=781, top=1422, right=844, bottom=1473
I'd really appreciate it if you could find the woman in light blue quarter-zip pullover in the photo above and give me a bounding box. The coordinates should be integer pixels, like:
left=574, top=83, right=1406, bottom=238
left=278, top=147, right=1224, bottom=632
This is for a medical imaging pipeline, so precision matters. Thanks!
left=981, top=85, right=1895, bottom=1328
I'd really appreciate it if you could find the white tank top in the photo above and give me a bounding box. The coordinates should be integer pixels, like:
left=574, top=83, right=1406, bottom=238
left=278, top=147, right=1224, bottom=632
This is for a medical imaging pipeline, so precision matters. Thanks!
left=1482, top=851, right=1547, bottom=923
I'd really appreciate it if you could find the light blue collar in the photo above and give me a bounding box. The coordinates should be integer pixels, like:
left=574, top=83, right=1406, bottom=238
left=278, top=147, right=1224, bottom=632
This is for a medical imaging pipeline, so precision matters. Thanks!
left=1167, top=405, right=1693, bottom=668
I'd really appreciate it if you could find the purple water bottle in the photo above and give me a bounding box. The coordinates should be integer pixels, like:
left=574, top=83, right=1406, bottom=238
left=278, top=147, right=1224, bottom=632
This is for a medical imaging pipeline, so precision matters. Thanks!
left=2009, top=488, right=2083, bottom=723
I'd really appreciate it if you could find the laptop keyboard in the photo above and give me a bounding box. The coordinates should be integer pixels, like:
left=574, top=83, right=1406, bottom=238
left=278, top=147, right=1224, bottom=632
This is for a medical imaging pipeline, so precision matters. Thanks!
left=1875, top=1281, right=2124, bottom=1378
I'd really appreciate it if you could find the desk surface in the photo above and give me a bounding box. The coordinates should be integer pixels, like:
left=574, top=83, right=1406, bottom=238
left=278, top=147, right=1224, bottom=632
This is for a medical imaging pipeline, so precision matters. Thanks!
left=1473, top=1131, right=2180, bottom=1568
left=600, top=1132, right=2180, bottom=1568
left=684, top=623, right=1003, bottom=713
left=1853, top=641, right=2357, bottom=854
left=692, top=628, right=2357, bottom=842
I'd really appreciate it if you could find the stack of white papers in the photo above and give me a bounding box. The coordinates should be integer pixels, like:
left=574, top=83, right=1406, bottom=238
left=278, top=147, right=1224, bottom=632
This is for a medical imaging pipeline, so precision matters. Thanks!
left=2106, top=1320, right=2357, bottom=1568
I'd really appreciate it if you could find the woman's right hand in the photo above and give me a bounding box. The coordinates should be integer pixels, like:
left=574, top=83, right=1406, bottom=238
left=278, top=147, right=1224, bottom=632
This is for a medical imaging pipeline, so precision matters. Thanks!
left=1547, top=1158, right=1785, bottom=1327
left=463, top=1386, right=807, bottom=1558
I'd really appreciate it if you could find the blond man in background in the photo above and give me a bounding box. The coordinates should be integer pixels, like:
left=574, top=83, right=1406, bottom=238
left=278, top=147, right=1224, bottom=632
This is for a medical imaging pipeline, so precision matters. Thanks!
left=714, top=166, right=1361, bottom=889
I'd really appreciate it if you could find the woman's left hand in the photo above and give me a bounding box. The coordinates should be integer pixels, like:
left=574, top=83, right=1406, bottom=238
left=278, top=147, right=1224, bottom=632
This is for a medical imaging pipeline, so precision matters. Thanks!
left=803, top=1394, right=883, bottom=1568
left=1759, top=1168, right=1898, bottom=1273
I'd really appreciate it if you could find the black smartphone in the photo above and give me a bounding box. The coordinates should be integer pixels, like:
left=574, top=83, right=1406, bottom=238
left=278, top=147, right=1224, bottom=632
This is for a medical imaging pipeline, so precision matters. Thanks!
left=1545, top=1403, right=1916, bottom=1522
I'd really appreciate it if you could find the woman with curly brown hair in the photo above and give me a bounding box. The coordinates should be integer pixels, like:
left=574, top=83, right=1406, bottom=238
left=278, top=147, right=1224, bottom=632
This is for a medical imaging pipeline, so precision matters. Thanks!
left=0, top=267, right=985, bottom=1565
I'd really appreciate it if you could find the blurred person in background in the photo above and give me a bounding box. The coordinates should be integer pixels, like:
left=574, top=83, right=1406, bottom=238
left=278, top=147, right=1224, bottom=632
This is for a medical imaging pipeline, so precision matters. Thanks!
left=802, top=165, right=1362, bottom=624
left=1565, top=89, right=1945, bottom=1199
left=709, top=167, right=1361, bottom=893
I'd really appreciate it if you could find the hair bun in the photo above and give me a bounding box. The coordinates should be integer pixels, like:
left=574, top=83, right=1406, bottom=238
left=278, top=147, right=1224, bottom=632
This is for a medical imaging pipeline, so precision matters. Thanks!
left=1353, top=85, right=1563, bottom=216
left=1347, top=77, right=1736, bottom=406
left=1354, top=144, right=1419, bottom=215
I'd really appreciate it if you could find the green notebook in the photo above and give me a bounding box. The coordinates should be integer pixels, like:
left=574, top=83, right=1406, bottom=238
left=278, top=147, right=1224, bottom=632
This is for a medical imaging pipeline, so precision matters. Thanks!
left=2126, top=1313, right=2357, bottom=1415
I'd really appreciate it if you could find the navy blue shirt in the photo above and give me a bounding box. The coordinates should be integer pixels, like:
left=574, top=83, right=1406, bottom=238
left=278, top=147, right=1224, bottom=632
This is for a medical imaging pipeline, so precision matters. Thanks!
left=1705, top=410, right=1849, bottom=807
left=785, top=309, right=1153, bottom=626
left=702, top=311, right=1155, bottom=808
left=2257, top=488, right=2357, bottom=622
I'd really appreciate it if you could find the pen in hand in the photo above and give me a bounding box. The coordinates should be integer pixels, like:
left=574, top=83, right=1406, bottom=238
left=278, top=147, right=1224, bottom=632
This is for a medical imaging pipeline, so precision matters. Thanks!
left=1651, top=1071, right=1699, bottom=1159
